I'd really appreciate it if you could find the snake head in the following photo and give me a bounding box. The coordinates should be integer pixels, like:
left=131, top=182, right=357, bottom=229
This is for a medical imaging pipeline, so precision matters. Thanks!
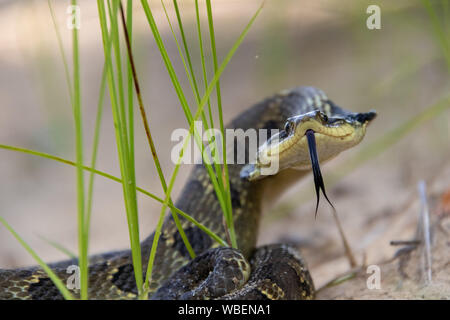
left=241, top=105, right=377, bottom=181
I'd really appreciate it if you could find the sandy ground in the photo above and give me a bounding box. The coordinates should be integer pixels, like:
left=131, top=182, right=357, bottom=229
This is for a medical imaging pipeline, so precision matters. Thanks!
left=315, top=167, right=450, bottom=299
left=0, top=0, right=449, bottom=299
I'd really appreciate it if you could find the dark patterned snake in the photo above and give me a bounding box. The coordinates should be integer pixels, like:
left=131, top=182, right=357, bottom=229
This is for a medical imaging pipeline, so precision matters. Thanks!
left=0, top=86, right=376, bottom=300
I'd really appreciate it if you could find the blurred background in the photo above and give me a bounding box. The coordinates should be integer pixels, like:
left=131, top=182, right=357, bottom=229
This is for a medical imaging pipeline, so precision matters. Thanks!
left=0, top=0, right=449, bottom=297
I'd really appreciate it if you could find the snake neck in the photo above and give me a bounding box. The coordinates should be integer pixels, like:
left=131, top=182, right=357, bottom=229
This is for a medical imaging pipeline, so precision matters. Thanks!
left=259, top=168, right=308, bottom=212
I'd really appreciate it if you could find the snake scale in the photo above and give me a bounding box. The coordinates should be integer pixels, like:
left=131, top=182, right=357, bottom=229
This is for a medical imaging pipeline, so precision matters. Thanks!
left=0, top=87, right=376, bottom=300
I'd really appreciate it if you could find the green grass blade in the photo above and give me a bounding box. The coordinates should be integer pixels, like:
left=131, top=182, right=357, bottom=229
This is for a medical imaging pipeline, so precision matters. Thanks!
left=162, top=1, right=199, bottom=103
left=0, top=217, right=74, bottom=300
left=126, top=0, right=136, bottom=182
left=170, top=0, right=216, bottom=133
left=85, top=63, right=107, bottom=235
left=421, top=0, right=450, bottom=72
left=194, top=0, right=215, bottom=130
left=139, top=2, right=226, bottom=204
left=0, top=144, right=228, bottom=248
left=139, top=1, right=240, bottom=248
left=444, top=0, right=449, bottom=33
left=70, top=0, right=88, bottom=300
left=47, top=0, right=73, bottom=105
left=48, top=0, right=90, bottom=296
left=97, top=0, right=143, bottom=295
left=160, top=0, right=226, bottom=210
left=205, top=0, right=235, bottom=248
left=118, top=2, right=196, bottom=261
left=108, top=0, right=128, bottom=130
left=191, top=0, right=225, bottom=194
left=38, top=235, right=78, bottom=260
left=140, top=1, right=231, bottom=285
left=172, top=0, right=201, bottom=98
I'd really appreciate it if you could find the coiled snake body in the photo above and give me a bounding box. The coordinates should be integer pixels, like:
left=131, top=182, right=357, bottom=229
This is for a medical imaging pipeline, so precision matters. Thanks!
left=0, top=87, right=376, bottom=300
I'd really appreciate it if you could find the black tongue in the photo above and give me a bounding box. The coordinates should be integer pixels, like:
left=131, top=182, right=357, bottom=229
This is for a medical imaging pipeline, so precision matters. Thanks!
left=305, top=129, right=335, bottom=218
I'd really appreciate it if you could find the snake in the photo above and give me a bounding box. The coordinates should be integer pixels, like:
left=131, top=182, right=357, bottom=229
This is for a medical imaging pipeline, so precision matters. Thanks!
left=0, top=86, right=376, bottom=300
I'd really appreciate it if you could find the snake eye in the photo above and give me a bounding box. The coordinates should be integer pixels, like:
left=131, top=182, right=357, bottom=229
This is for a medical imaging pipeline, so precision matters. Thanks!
left=284, top=120, right=295, bottom=134
left=320, top=112, right=328, bottom=122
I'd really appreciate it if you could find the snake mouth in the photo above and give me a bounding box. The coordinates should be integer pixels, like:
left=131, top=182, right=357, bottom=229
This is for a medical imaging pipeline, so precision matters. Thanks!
left=266, top=112, right=359, bottom=160
left=272, top=109, right=377, bottom=159
left=288, top=109, right=377, bottom=139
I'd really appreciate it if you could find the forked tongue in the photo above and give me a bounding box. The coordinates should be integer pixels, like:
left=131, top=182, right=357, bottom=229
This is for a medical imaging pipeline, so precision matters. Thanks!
left=305, top=129, right=335, bottom=218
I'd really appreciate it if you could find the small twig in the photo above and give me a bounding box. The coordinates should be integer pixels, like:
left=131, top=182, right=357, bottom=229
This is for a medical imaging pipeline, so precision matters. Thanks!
left=418, top=181, right=432, bottom=285
left=330, top=207, right=358, bottom=268
left=390, top=240, right=421, bottom=246
left=118, top=2, right=157, bottom=164
left=305, top=130, right=357, bottom=267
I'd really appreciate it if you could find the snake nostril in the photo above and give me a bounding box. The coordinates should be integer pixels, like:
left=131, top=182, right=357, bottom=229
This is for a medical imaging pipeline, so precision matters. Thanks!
left=355, top=111, right=377, bottom=123
left=318, top=112, right=328, bottom=122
